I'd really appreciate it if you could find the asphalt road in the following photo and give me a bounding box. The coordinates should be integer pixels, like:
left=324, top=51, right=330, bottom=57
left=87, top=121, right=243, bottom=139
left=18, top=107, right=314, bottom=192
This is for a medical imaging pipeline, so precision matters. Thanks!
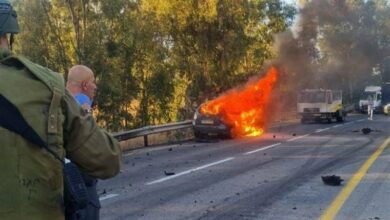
left=98, top=114, right=390, bottom=220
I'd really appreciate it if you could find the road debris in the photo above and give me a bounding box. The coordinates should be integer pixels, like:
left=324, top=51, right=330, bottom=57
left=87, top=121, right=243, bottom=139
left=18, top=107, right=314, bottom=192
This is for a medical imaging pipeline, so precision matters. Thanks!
left=164, top=171, right=175, bottom=176
left=352, top=127, right=381, bottom=134
left=321, top=175, right=344, bottom=186
left=361, top=127, right=372, bottom=135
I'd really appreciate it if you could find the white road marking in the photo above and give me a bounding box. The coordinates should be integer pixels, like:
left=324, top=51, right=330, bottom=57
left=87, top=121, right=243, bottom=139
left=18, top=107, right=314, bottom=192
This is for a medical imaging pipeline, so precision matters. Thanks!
left=146, top=157, right=235, bottom=185
left=243, top=143, right=281, bottom=155
left=287, top=134, right=311, bottom=142
left=315, top=128, right=330, bottom=133
left=99, top=194, right=119, bottom=201
left=126, top=118, right=368, bottom=188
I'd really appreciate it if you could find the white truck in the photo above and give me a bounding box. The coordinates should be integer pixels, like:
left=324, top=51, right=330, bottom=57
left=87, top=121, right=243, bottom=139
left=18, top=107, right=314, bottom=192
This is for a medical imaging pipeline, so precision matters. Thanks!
left=297, top=89, right=345, bottom=123
left=381, top=84, right=390, bottom=115
left=358, top=86, right=381, bottom=113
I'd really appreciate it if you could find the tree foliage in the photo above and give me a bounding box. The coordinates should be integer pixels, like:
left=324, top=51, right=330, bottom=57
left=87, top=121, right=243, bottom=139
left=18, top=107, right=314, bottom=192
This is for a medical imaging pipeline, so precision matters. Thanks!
left=12, top=0, right=295, bottom=131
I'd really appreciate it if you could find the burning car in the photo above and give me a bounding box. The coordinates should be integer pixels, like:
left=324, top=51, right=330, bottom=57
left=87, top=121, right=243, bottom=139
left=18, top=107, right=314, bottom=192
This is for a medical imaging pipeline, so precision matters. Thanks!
left=192, top=66, right=279, bottom=139
left=192, top=104, right=232, bottom=139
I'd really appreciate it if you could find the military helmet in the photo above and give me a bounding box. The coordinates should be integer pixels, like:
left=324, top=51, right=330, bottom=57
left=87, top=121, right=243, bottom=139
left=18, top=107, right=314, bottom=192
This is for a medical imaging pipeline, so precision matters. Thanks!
left=0, top=0, right=19, bottom=35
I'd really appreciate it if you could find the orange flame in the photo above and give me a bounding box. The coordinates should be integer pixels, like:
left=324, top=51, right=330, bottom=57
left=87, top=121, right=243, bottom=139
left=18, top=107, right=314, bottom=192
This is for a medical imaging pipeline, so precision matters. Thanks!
left=200, top=67, right=278, bottom=138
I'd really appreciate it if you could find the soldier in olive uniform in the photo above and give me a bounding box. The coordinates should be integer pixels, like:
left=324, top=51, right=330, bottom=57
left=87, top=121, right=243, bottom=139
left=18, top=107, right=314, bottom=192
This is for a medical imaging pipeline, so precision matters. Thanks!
left=0, top=1, right=122, bottom=220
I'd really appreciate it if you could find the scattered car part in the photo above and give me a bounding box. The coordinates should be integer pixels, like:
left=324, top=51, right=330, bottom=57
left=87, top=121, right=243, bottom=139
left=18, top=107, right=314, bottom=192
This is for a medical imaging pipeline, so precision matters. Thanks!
left=321, top=175, right=344, bottom=186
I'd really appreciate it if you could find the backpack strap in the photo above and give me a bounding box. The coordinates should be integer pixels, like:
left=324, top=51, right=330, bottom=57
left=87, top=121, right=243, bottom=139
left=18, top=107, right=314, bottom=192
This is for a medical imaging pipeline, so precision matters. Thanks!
left=0, top=94, right=63, bottom=163
left=48, top=87, right=63, bottom=134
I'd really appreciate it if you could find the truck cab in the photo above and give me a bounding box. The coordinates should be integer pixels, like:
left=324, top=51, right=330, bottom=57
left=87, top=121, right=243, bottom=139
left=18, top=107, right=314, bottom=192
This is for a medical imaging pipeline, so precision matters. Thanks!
left=359, top=86, right=381, bottom=113
left=297, top=89, right=345, bottom=123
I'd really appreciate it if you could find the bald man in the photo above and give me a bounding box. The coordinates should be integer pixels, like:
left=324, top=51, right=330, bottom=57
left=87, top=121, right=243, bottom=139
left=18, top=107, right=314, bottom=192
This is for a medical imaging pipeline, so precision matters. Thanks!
left=66, top=65, right=101, bottom=220
left=66, top=65, right=97, bottom=112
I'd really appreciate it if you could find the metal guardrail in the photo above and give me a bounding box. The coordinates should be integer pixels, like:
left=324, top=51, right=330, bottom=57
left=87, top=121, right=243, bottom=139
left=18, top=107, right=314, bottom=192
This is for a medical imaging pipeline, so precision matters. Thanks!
left=112, top=104, right=356, bottom=148
left=112, top=120, right=193, bottom=146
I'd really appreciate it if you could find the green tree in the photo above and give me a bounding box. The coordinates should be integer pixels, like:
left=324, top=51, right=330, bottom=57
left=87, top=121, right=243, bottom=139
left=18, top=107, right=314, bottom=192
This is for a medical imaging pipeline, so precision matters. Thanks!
left=13, top=0, right=296, bottom=131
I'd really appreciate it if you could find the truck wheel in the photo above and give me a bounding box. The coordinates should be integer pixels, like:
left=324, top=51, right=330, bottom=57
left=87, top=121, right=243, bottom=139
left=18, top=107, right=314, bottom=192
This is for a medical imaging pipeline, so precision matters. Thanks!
left=335, top=111, right=344, bottom=122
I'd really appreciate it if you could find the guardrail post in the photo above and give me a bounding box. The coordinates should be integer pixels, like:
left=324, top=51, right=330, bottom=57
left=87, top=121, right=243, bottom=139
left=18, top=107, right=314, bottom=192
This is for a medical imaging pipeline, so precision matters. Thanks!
left=144, top=135, right=148, bottom=147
